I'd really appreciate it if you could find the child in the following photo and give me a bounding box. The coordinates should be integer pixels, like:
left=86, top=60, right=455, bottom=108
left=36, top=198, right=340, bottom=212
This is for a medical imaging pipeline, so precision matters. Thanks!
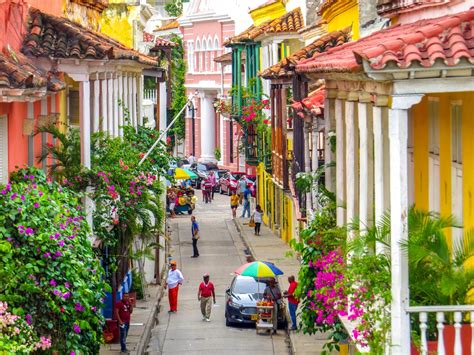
left=230, top=191, right=239, bottom=219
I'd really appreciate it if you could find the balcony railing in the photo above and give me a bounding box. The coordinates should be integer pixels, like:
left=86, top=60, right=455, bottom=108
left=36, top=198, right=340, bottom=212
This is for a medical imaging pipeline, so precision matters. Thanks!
left=406, top=305, right=474, bottom=355
left=144, top=88, right=157, bottom=104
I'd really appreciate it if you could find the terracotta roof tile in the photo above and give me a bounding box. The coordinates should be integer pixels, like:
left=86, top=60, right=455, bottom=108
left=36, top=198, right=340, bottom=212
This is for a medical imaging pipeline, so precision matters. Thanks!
left=70, top=0, right=108, bottom=12
left=214, top=51, right=246, bottom=63
left=260, top=27, right=351, bottom=79
left=224, top=8, right=304, bottom=46
left=22, top=8, right=157, bottom=66
left=296, top=8, right=474, bottom=74
left=0, top=49, right=65, bottom=92
left=154, top=37, right=177, bottom=48
left=376, top=0, right=448, bottom=17
left=292, top=86, right=325, bottom=117
left=155, top=19, right=180, bottom=32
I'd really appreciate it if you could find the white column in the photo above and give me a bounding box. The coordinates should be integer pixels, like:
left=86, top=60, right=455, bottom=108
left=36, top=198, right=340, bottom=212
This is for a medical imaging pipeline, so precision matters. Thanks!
left=138, top=74, right=144, bottom=127
left=335, top=98, right=345, bottom=225
left=132, top=74, right=139, bottom=126
left=199, top=93, right=216, bottom=162
left=219, top=114, right=224, bottom=165
left=373, top=104, right=386, bottom=254
left=324, top=97, right=335, bottom=192
left=389, top=94, right=423, bottom=355
left=345, top=100, right=356, bottom=230
left=128, top=74, right=135, bottom=129
left=100, top=74, right=108, bottom=132
left=92, top=74, right=100, bottom=133
left=79, top=80, right=91, bottom=168
left=159, top=81, right=167, bottom=135
left=358, top=101, right=373, bottom=229
left=113, top=74, right=119, bottom=137
left=107, top=74, right=114, bottom=135
left=304, top=120, right=312, bottom=218
left=122, top=73, right=129, bottom=125
left=118, top=72, right=124, bottom=136
left=271, top=42, right=279, bottom=66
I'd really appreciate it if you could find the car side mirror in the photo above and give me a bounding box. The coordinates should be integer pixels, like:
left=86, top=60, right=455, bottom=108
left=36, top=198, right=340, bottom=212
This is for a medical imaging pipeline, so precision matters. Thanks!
left=225, top=288, right=230, bottom=294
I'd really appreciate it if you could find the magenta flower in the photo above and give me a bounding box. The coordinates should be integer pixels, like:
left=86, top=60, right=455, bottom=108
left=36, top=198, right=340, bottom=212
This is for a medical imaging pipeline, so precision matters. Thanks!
left=91, top=306, right=97, bottom=312
left=0, top=189, right=6, bottom=195
left=25, top=313, right=32, bottom=325
left=53, top=289, right=62, bottom=297
left=73, top=323, right=81, bottom=334
left=10, top=193, right=17, bottom=200
left=65, top=282, right=70, bottom=289
left=25, top=227, right=34, bottom=235
left=74, top=303, right=84, bottom=312
left=34, top=202, right=40, bottom=208
left=21, top=195, right=25, bottom=201
left=57, top=240, right=65, bottom=247
left=18, top=226, right=25, bottom=234
left=55, top=251, right=62, bottom=257
left=43, top=252, right=51, bottom=258
left=50, top=279, right=57, bottom=287
left=62, top=291, right=71, bottom=300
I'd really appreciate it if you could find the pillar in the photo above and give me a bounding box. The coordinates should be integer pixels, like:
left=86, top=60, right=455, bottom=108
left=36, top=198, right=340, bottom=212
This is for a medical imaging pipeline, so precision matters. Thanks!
left=324, top=97, right=335, bottom=192
left=79, top=80, right=91, bottom=168
left=335, top=98, right=345, bottom=225
left=100, top=73, right=108, bottom=132
left=118, top=72, right=124, bottom=136
left=199, top=93, right=216, bottom=162
left=107, top=74, right=114, bottom=135
left=92, top=74, right=100, bottom=133
left=159, top=81, right=167, bottom=135
left=389, top=94, right=423, bottom=355
left=345, top=99, right=357, bottom=231
left=138, top=74, right=144, bottom=127
left=113, top=74, right=119, bottom=137
left=132, top=73, right=138, bottom=126
left=128, top=74, right=135, bottom=129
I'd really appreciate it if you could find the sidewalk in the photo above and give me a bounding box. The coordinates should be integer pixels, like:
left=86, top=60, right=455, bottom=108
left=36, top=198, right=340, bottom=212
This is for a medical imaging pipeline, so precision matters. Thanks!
left=234, top=217, right=330, bottom=355
left=100, top=284, right=164, bottom=355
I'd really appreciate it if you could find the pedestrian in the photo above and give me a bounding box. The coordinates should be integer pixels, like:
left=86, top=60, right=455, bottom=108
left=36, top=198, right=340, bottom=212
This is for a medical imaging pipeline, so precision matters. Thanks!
left=202, top=178, right=212, bottom=203
left=168, top=188, right=176, bottom=218
left=237, top=175, right=247, bottom=205
left=253, top=204, right=264, bottom=235
left=115, top=292, right=133, bottom=353
left=284, top=275, right=299, bottom=330
left=230, top=191, right=239, bottom=219
left=197, top=273, right=216, bottom=322
left=165, top=260, right=184, bottom=313
left=191, top=215, right=200, bottom=257
left=263, top=278, right=282, bottom=334
left=188, top=154, right=196, bottom=165
left=241, top=184, right=251, bottom=218
left=208, top=170, right=217, bottom=200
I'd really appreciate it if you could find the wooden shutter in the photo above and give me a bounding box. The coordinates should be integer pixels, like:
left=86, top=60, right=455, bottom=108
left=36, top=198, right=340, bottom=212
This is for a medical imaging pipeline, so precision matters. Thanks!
left=0, top=115, right=8, bottom=184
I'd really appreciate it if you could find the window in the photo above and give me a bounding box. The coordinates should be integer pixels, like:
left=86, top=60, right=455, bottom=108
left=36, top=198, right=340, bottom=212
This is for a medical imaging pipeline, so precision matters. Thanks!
left=195, top=39, right=200, bottom=72
left=187, top=40, right=194, bottom=72
left=428, top=98, right=440, bottom=155
left=201, top=40, right=206, bottom=72
left=451, top=102, right=462, bottom=164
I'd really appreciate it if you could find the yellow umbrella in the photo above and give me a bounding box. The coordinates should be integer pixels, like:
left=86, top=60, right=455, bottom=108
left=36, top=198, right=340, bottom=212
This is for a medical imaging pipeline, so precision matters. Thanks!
left=174, top=167, right=191, bottom=180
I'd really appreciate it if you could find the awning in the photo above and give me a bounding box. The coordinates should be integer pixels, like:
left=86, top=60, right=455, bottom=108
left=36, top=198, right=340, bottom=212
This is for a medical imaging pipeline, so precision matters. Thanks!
left=224, top=7, right=304, bottom=46
left=291, top=85, right=325, bottom=118
left=296, top=8, right=474, bottom=75
left=174, top=168, right=198, bottom=180
left=22, top=8, right=158, bottom=66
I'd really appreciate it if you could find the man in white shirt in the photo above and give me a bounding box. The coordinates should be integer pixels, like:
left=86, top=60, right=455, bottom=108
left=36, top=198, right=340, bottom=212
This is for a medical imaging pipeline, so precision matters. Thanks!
left=188, top=154, right=196, bottom=165
left=165, top=260, right=184, bottom=312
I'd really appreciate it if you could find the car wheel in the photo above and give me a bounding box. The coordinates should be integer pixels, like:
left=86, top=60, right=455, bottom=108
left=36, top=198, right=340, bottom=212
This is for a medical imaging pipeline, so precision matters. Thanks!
left=225, top=316, right=232, bottom=327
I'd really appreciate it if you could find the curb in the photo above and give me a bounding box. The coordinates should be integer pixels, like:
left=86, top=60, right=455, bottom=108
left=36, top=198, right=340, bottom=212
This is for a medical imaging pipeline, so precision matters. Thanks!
left=232, top=218, right=295, bottom=355
left=135, top=285, right=165, bottom=355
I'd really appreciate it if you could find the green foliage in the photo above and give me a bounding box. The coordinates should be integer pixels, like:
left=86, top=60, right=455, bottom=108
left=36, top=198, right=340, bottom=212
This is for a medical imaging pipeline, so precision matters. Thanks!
left=0, top=168, right=106, bottom=354
left=214, top=147, right=221, bottom=161
left=164, top=0, right=183, bottom=17
left=168, top=35, right=187, bottom=142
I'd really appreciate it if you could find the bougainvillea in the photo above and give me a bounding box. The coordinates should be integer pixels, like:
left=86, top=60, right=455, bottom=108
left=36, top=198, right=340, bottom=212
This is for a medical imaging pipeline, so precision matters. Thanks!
left=0, top=168, right=107, bottom=353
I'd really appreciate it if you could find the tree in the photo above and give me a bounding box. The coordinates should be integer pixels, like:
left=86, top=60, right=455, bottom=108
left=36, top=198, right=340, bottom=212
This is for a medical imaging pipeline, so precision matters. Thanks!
left=165, top=0, right=183, bottom=17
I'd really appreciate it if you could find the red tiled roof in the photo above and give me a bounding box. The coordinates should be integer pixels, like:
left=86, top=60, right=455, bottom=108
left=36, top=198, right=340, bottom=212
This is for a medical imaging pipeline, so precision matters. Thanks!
left=292, top=86, right=325, bottom=117
left=0, top=49, right=65, bottom=92
left=154, top=37, right=177, bottom=48
left=155, top=19, right=180, bottom=32
left=22, top=8, right=158, bottom=66
left=260, top=27, right=351, bottom=79
left=70, top=0, right=108, bottom=11
left=224, top=8, right=304, bottom=45
left=296, top=8, right=474, bottom=74
left=376, top=0, right=448, bottom=17
left=214, top=51, right=246, bottom=63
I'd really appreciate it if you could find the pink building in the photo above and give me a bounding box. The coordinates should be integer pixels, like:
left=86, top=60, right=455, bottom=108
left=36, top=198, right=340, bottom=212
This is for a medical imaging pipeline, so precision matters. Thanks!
left=179, top=0, right=247, bottom=171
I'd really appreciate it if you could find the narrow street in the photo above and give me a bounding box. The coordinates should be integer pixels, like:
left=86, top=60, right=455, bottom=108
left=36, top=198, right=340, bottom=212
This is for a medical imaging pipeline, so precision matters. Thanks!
left=145, top=194, right=291, bottom=355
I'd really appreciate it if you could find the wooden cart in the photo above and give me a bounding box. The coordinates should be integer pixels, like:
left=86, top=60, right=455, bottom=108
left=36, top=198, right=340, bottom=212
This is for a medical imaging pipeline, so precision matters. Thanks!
left=255, top=304, right=274, bottom=334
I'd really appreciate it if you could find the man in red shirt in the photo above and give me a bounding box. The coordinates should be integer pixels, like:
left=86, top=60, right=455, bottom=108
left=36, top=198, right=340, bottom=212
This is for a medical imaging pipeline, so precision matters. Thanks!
left=197, top=273, right=215, bottom=321
left=284, top=275, right=299, bottom=330
left=115, top=292, right=133, bottom=353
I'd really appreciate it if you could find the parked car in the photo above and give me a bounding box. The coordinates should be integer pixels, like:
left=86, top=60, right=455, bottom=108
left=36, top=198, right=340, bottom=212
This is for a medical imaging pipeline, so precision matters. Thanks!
left=219, top=172, right=255, bottom=195
left=225, top=275, right=287, bottom=327
left=190, top=162, right=219, bottom=189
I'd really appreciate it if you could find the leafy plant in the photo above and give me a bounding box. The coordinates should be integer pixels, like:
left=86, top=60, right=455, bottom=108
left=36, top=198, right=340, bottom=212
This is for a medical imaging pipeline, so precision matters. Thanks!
left=214, top=147, right=221, bottom=161
left=164, top=0, right=182, bottom=17
left=0, top=168, right=107, bottom=354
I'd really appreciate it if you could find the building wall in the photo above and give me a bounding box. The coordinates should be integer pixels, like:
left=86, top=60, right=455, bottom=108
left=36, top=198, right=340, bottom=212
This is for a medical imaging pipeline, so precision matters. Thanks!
left=100, top=4, right=139, bottom=47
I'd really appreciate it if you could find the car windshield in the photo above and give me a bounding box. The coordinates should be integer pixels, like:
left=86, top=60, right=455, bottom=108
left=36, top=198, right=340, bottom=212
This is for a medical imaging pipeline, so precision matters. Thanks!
left=196, top=164, right=207, bottom=171
left=233, top=277, right=268, bottom=294
left=231, top=173, right=245, bottom=180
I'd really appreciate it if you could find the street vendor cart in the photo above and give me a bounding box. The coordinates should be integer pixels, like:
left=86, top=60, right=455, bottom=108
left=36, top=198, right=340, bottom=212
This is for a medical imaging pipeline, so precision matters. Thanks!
left=256, top=301, right=274, bottom=334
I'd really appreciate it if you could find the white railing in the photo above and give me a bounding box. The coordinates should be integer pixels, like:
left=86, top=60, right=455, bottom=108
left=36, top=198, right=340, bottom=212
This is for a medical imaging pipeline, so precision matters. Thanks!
left=144, top=88, right=157, bottom=104
left=406, top=305, right=474, bottom=355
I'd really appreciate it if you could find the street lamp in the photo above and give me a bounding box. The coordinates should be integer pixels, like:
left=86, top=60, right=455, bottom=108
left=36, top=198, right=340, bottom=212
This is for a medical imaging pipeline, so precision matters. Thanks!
left=188, top=90, right=198, bottom=156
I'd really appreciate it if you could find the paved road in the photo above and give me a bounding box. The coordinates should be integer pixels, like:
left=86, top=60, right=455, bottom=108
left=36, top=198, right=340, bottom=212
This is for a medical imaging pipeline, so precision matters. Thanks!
left=146, top=194, right=290, bottom=355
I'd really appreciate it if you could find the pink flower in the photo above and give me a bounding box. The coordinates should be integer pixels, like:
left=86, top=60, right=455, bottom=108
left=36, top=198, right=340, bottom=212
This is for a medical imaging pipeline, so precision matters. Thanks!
left=73, top=323, right=81, bottom=334
left=34, top=202, right=40, bottom=208
left=74, top=303, right=84, bottom=312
